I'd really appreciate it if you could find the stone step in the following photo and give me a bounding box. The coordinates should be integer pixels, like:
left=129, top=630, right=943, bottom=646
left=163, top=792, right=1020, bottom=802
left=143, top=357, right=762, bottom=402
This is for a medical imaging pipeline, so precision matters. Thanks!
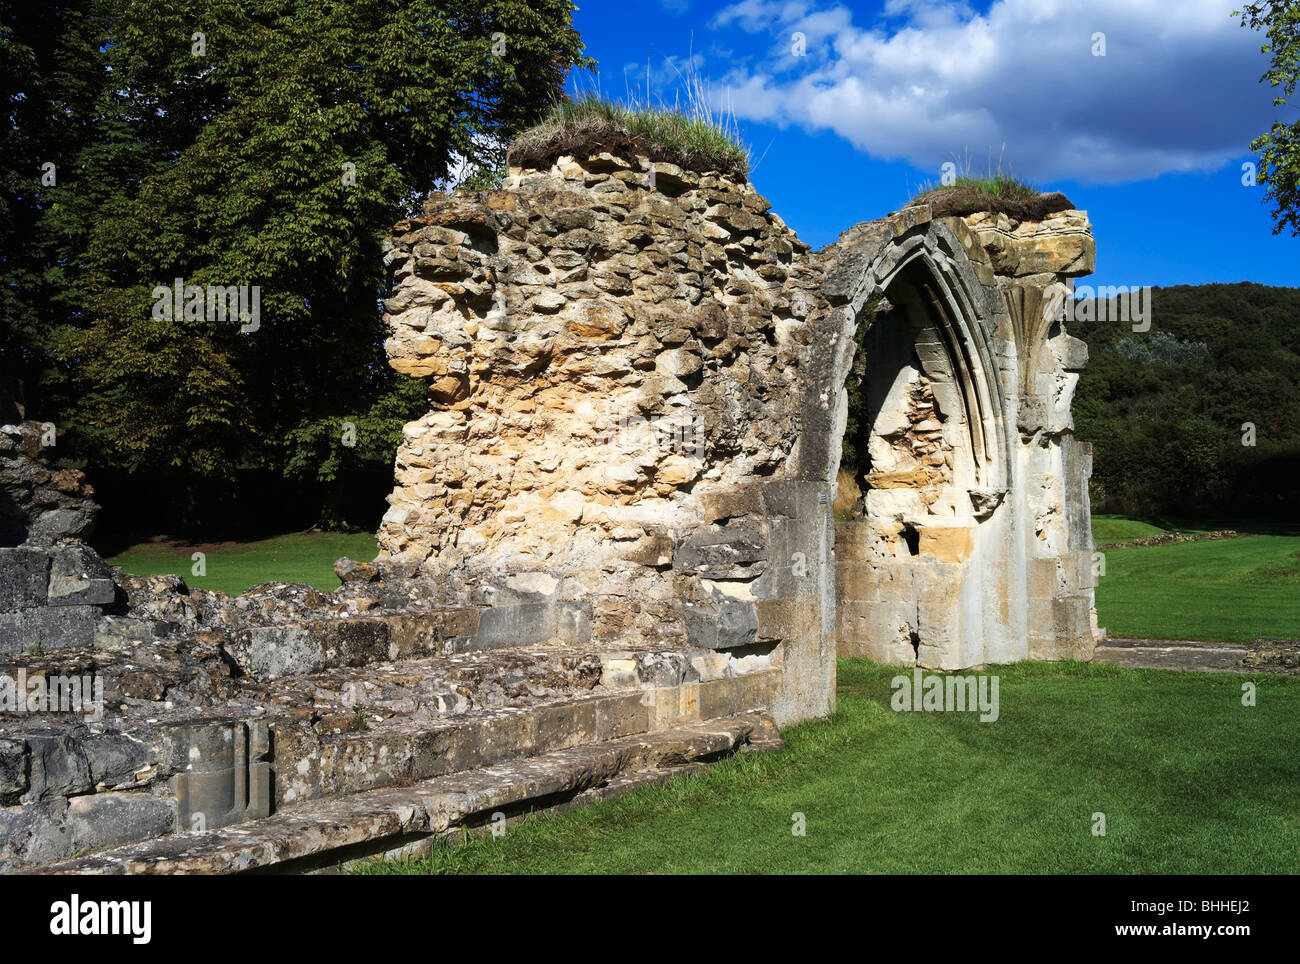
left=40, top=711, right=781, bottom=874
left=265, top=662, right=780, bottom=810
left=1094, top=638, right=1249, bottom=673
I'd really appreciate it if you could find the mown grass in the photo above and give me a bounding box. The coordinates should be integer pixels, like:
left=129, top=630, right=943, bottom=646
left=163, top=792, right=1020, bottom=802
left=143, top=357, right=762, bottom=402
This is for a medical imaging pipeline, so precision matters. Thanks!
left=101, top=530, right=378, bottom=597
left=1091, top=513, right=1177, bottom=543
left=351, top=659, right=1300, bottom=875
left=1095, top=532, right=1300, bottom=641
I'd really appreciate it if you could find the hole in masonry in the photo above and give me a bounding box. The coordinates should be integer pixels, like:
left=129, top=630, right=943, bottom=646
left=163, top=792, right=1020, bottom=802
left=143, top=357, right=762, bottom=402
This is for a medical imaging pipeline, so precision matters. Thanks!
left=901, top=523, right=920, bottom=556
left=909, top=629, right=921, bottom=661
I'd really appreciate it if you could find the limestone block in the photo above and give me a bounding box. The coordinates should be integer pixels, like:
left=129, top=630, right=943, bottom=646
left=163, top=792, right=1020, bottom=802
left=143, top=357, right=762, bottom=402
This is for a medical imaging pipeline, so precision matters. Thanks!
left=469, top=600, right=592, bottom=650
left=67, top=792, right=177, bottom=857
left=47, top=544, right=116, bottom=607
left=917, top=525, right=974, bottom=563
left=968, top=210, right=1095, bottom=277
left=533, top=698, right=598, bottom=751
left=227, top=619, right=389, bottom=679
left=0, top=604, right=99, bottom=654
left=0, top=547, right=50, bottom=609
left=683, top=599, right=758, bottom=650
left=594, top=692, right=650, bottom=741
left=382, top=608, right=479, bottom=659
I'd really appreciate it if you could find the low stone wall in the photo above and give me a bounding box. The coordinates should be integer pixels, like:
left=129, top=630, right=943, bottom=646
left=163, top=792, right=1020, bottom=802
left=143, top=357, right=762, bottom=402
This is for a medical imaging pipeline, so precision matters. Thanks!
left=0, top=548, right=781, bottom=871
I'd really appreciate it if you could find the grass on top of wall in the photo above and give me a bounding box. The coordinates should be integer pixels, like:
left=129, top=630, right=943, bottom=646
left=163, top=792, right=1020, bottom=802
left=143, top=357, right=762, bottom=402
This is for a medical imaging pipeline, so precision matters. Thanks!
left=507, top=92, right=750, bottom=180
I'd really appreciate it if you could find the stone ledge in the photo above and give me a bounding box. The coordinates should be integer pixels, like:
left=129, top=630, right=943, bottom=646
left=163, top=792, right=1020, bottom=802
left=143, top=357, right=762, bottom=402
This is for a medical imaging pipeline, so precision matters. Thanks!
left=38, top=711, right=779, bottom=874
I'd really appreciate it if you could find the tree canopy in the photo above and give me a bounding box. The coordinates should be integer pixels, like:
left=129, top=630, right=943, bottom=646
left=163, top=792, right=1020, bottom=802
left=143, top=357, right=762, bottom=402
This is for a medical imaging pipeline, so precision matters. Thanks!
left=2, top=0, right=590, bottom=523
left=1074, top=282, right=1300, bottom=520
left=1239, top=1, right=1300, bottom=236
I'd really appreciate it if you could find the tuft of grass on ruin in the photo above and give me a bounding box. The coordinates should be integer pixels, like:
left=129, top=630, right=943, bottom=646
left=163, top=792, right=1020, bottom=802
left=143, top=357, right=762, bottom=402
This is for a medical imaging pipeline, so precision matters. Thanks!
left=507, top=92, right=750, bottom=180
left=909, top=175, right=1050, bottom=211
left=908, top=167, right=1074, bottom=220
left=916, top=174, right=1041, bottom=203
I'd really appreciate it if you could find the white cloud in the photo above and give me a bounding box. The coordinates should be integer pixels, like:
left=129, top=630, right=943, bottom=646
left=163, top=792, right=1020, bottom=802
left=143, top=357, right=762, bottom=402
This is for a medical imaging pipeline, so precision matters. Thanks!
left=705, top=0, right=1277, bottom=183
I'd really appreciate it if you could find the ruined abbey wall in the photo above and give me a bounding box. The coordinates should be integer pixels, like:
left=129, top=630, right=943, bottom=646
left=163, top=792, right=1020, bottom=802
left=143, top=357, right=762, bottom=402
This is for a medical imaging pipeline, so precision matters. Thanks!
left=0, top=152, right=1102, bottom=873
left=377, top=151, right=1101, bottom=722
left=824, top=208, right=1099, bottom=668
left=377, top=154, right=838, bottom=723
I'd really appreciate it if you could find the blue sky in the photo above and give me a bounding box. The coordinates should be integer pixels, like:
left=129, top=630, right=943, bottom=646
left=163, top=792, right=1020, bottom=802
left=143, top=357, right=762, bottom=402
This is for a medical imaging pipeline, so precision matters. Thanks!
left=567, top=0, right=1299, bottom=289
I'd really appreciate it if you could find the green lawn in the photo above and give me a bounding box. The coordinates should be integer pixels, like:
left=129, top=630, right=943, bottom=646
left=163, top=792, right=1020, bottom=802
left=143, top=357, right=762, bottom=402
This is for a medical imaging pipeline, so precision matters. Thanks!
left=352, top=659, right=1300, bottom=875
left=101, top=531, right=379, bottom=597
left=1094, top=533, right=1300, bottom=642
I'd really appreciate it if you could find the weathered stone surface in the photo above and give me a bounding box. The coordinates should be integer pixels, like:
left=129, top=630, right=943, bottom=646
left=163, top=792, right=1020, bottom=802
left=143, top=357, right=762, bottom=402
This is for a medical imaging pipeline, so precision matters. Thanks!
left=47, top=545, right=116, bottom=606
left=226, top=618, right=389, bottom=679
left=0, top=791, right=176, bottom=872
left=373, top=149, right=1098, bottom=722
left=0, top=548, right=50, bottom=609
left=0, top=397, right=99, bottom=548
left=333, top=557, right=379, bottom=583
left=965, top=209, right=1096, bottom=277
left=24, top=733, right=93, bottom=801
left=39, top=712, right=775, bottom=875
left=0, top=604, right=99, bottom=654
left=683, top=599, right=759, bottom=650
left=374, top=155, right=841, bottom=724
left=0, top=737, right=26, bottom=800
left=807, top=199, right=1102, bottom=670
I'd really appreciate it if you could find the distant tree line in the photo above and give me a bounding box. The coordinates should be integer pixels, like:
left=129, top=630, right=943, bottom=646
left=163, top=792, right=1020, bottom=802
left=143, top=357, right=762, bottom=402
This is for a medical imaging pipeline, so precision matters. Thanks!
left=1073, top=282, right=1300, bottom=521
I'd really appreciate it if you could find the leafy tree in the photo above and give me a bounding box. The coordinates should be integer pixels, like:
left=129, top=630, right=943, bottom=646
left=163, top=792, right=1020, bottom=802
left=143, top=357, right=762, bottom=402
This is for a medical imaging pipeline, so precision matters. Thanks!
left=1238, top=2, right=1300, bottom=236
left=0, top=0, right=107, bottom=406
left=8, top=0, right=591, bottom=524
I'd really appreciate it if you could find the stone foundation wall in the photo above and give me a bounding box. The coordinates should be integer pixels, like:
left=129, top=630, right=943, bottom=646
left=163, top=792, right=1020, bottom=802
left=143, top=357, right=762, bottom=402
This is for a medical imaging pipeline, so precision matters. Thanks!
left=0, top=381, right=117, bottom=655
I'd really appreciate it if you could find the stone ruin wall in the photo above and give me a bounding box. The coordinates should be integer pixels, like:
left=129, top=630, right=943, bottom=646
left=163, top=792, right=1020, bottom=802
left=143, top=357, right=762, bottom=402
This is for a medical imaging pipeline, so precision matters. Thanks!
left=0, top=154, right=1102, bottom=873
left=378, top=153, right=837, bottom=724
left=827, top=207, right=1099, bottom=669
left=0, top=381, right=117, bottom=655
left=377, top=149, right=1102, bottom=721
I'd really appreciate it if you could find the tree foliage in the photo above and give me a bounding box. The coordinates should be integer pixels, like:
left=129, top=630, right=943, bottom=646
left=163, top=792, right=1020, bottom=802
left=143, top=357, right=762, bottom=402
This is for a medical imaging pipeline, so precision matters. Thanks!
left=1239, top=1, right=1300, bottom=236
left=1074, top=282, right=1300, bottom=520
left=2, top=0, right=590, bottom=520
